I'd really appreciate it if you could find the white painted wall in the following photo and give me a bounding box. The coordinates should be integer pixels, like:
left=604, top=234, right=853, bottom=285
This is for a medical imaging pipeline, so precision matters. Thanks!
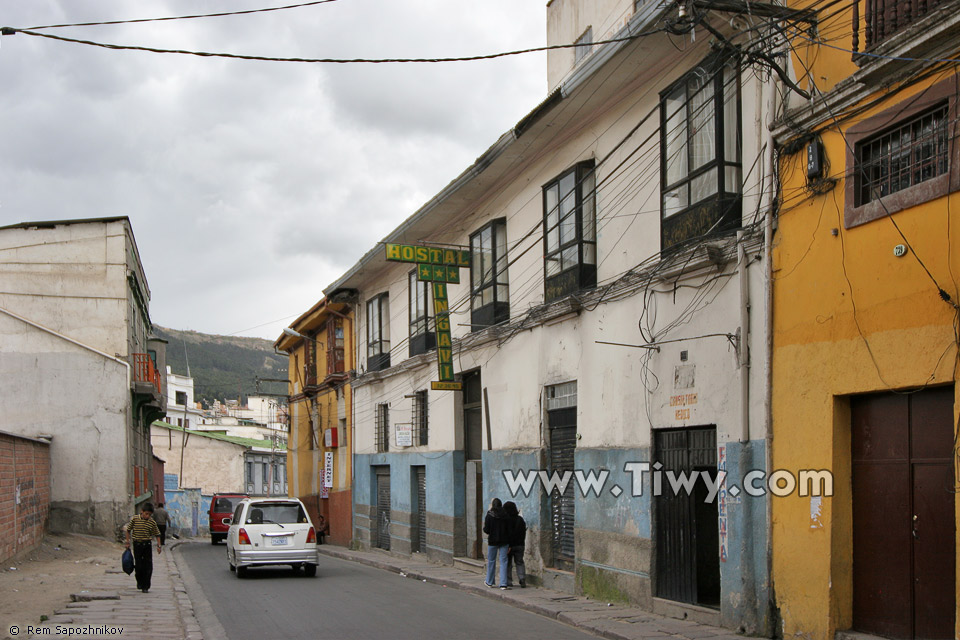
left=0, top=219, right=149, bottom=535
left=151, top=424, right=246, bottom=494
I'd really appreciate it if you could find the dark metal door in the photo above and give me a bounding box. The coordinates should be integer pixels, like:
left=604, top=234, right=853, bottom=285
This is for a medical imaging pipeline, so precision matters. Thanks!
left=414, top=466, right=427, bottom=554
left=375, top=468, right=391, bottom=551
left=549, top=407, right=576, bottom=570
left=852, top=386, right=955, bottom=639
left=654, top=427, right=719, bottom=607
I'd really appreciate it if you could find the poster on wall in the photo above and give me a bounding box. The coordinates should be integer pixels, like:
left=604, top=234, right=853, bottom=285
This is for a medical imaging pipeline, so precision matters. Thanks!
left=395, top=423, right=413, bottom=447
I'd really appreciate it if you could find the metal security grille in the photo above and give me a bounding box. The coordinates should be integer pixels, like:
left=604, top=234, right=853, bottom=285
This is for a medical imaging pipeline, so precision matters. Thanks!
left=375, top=403, right=389, bottom=453
left=654, top=427, right=719, bottom=607
left=414, top=466, right=427, bottom=553
left=375, top=468, right=391, bottom=551
left=856, top=104, right=949, bottom=206
left=546, top=380, right=577, bottom=571
left=414, top=390, right=428, bottom=446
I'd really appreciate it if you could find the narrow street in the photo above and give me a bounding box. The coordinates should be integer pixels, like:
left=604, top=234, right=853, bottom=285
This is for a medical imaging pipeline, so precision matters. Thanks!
left=178, top=543, right=601, bottom=640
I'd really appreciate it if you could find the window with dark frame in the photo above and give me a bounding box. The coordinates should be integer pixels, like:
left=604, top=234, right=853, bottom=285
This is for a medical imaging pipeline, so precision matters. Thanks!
left=660, top=54, right=741, bottom=251
left=543, top=161, right=597, bottom=302
left=855, top=104, right=949, bottom=206
left=326, top=316, right=346, bottom=376
left=175, top=390, right=187, bottom=406
left=366, top=293, right=390, bottom=372
left=413, top=390, right=428, bottom=446
left=408, top=270, right=436, bottom=356
left=375, top=403, right=389, bottom=453
left=470, top=219, right=509, bottom=330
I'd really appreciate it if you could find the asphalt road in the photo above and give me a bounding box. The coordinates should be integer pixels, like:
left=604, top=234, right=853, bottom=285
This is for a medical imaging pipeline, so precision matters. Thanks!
left=179, top=543, right=601, bottom=640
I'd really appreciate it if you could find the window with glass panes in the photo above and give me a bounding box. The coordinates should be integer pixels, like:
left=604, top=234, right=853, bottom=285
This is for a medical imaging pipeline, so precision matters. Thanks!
left=660, top=55, right=741, bottom=251
left=366, top=293, right=390, bottom=372
left=408, top=270, right=436, bottom=356
left=543, top=161, right=597, bottom=302
left=470, top=219, right=509, bottom=330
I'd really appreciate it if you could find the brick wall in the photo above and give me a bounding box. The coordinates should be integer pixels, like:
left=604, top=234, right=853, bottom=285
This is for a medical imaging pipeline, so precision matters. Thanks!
left=0, top=431, right=51, bottom=563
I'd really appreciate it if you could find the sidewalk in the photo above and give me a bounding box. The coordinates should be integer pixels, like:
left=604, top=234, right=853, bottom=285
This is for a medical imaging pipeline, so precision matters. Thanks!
left=24, top=543, right=202, bottom=640
left=317, top=545, right=745, bottom=640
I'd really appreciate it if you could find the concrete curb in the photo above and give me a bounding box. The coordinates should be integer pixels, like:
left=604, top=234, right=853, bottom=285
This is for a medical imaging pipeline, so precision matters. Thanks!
left=316, top=546, right=742, bottom=640
left=170, top=542, right=229, bottom=640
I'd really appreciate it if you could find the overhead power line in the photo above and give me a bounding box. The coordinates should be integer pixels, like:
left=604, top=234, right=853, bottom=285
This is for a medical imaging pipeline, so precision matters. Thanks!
left=22, top=1, right=340, bottom=31
left=1, top=28, right=665, bottom=65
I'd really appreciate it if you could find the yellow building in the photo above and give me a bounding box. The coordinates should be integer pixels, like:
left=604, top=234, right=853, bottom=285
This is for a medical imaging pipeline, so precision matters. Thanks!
left=771, top=1, right=960, bottom=637
left=275, top=297, right=354, bottom=546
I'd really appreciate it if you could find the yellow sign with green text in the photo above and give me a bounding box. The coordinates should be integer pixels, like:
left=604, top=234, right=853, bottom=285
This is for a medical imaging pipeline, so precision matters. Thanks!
left=385, top=243, right=470, bottom=267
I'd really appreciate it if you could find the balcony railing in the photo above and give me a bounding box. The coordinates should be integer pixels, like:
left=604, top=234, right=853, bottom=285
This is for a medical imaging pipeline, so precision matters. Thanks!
left=133, top=353, right=162, bottom=394
left=853, top=0, right=943, bottom=53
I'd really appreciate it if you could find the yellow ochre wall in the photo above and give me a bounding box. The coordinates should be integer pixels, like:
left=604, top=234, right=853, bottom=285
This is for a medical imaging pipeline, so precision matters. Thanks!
left=772, top=46, right=960, bottom=638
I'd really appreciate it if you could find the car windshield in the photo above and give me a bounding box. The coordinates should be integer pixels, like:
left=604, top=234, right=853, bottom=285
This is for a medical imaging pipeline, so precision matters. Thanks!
left=214, top=497, right=235, bottom=512
left=245, top=502, right=307, bottom=525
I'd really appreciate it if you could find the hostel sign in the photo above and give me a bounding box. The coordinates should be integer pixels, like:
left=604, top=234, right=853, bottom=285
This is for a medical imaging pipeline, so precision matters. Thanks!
left=384, top=243, right=469, bottom=391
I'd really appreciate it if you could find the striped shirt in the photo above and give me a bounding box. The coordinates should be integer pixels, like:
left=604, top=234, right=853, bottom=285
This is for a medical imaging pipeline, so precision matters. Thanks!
left=126, top=515, right=161, bottom=542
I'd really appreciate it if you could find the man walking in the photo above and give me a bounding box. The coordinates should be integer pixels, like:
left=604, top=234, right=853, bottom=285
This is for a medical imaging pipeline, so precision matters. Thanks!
left=153, top=503, right=169, bottom=546
left=125, top=503, right=163, bottom=593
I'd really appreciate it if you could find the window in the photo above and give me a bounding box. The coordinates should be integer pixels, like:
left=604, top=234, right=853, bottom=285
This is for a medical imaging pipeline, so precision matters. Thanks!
left=326, top=316, right=346, bottom=376
left=543, top=161, right=597, bottom=302
left=856, top=105, right=948, bottom=206
left=844, top=75, right=959, bottom=227
left=175, top=390, right=187, bottom=406
left=366, top=293, right=390, bottom=372
left=376, top=403, right=389, bottom=453
left=660, top=55, right=741, bottom=251
left=413, top=390, right=428, bottom=446
left=408, top=271, right=436, bottom=356
left=470, top=219, right=509, bottom=329
left=574, top=27, right=593, bottom=65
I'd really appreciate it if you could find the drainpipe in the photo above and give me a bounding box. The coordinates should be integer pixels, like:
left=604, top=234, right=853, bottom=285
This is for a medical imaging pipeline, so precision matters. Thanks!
left=760, top=54, right=779, bottom=635
left=738, top=230, right=751, bottom=444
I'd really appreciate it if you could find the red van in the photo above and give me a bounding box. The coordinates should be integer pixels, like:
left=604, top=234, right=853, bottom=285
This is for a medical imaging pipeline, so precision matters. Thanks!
left=209, top=493, right=248, bottom=544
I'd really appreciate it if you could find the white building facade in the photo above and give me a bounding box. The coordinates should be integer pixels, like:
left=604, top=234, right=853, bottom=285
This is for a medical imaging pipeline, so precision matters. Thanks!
left=318, top=1, right=782, bottom=633
left=165, top=366, right=204, bottom=430
left=0, top=217, right=166, bottom=536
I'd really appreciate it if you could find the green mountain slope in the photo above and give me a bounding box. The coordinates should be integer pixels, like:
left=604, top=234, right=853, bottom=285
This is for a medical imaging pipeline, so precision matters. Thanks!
left=154, top=326, right=288, bottom=406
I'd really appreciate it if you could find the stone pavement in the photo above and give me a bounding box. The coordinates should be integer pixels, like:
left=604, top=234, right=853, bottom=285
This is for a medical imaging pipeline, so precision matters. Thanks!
left=23, top=543, right=202, bottom=640
left=317, top=545, right=746, bottom=640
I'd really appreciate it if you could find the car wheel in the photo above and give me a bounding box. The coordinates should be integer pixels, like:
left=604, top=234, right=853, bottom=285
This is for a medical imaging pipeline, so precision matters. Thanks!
left=236, top=566, right=247, bottom=578
left=303, top=563, right=317, bottom=577
left=211, top=535, right=219, bottom=545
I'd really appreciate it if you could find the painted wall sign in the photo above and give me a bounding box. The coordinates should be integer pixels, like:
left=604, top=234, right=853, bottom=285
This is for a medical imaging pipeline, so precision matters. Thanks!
left=384, top=243, right=470, bottom=267
left=319, top=468, right=329, bottom=499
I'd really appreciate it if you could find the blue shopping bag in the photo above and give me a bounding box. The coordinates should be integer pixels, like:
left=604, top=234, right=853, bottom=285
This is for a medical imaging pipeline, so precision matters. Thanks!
left=121, top=548, right=135, bottom=575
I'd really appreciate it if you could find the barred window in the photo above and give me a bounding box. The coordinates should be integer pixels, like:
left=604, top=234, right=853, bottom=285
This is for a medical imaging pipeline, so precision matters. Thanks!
left=376, top=403, right=389, bottom=453
left=413, top=390, right=428, bottom=446
left=855, top=104, right=949, bottom=206
left=574, top=27, right=593, bottom=65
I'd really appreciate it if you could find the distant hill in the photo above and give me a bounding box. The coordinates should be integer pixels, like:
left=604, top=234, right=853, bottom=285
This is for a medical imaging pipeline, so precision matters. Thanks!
left=154, top=326, right=288, bottom=406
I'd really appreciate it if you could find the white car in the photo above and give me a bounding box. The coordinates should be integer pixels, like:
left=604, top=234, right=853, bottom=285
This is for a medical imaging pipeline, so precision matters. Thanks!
left=225, top=497, right=319, bottom=577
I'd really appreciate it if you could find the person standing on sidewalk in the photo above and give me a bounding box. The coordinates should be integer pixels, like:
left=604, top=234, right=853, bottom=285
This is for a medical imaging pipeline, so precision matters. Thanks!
left=482, top=498, right=510, bottom=590
left=125, top=503, right=163, bottom=593
left=503, top=501, right=526, bottom=588
left=153, top=503, right=169, bottom=546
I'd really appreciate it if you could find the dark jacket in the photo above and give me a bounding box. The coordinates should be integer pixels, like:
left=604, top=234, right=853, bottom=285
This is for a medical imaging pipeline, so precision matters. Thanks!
left=482, top=508, right=510, bottom=546
left=509, top=514, right=527, bottom=548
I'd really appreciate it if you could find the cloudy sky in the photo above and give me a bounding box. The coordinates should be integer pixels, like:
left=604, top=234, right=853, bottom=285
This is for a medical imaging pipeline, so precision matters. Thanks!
left=0, top=0, right=546, bottom=339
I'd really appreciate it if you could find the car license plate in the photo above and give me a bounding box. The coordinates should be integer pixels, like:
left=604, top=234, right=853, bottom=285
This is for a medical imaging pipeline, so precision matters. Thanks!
left=270, top=537, right=288, bottom=546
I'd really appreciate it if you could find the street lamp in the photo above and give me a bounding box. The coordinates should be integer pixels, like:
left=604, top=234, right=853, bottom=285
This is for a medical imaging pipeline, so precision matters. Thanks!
left=283, top=327, right=323, bottom=348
